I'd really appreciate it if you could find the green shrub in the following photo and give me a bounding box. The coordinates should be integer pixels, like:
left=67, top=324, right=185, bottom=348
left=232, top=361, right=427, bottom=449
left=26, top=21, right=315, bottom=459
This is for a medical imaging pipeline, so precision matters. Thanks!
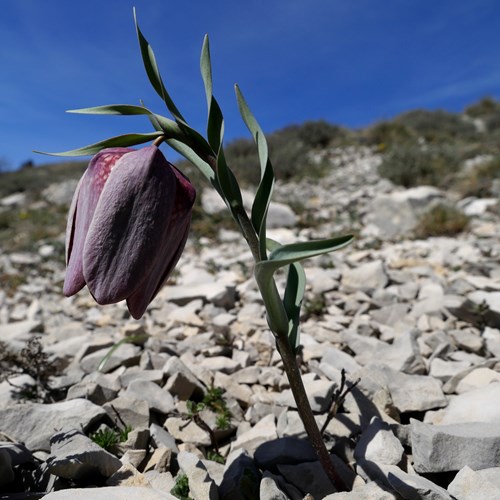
left=415, top=204, right=469, bottom=238
left=454, top=156, right=500, bottom=197
left=363, top=121, right=413, bottom=148
left=395, top=109, right=478, bottom=142
left=378, top=143, right=460, bottom=188
left=465, top=97, right=500, bottom=118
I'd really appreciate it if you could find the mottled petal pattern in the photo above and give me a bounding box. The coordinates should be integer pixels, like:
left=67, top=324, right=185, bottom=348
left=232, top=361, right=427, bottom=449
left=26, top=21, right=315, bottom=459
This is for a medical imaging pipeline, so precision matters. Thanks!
left=63, top=145, right=195, bottom=319
left=63, top=148, right=131, bottom=296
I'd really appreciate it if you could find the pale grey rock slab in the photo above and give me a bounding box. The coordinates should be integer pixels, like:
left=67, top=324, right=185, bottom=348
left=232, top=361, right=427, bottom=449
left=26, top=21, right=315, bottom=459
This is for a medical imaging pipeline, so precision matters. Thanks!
left=198, top=356, right=241, bottom=374
left=361, top=463, right=452, bottom=499
left=455, top=367, right=500, bottom=394
left=231, top=366, right=261, bottom=385
left=325, top=480, right=398, bottom=499
left=379, top=366, right=447, bottom=413
left=149, top=423, right=179, bottom=453
left=163, top=356, right=205, bottom=401
left=449, top=328, right=484, bottom=354
left=230, top=414, right=277, bottom=454
left=371, top=303, right=411, bottom=328
left=448, top=465, right=500, bottom=499
left=484, top=327, right=500, bottom=357
left=363, top=194, right=417, bottom=239
left=354, top=417, right=404, bottom=466
left=47, top=429, right=122, bottom=480
left=259, top=473, right=290, bottom=500
left=164, top=417, right=211, bottom=447
left=377, top=329, right=426, bottom=375
left=119, top=368, right=164, bottom=387
left=341, top=260, right=389, bottom=292
left=161, top=281, right=236, bottom=309
left=125, top=380, right=175, bottom=415
left=321, top=347, right=362, bottom=373
left=213, top=371, right=253, bottom=406
left=66, top=379, right=119, bottom=405
left=41, top=486, right=177, bottom=499
left=411, top=418, right=500, bottom=473
left=429, top=358, right=471, bottom=382
left=79, top=343, right=141, bottom=374
left=434, top=382, right=500, bottom=424
left=103, top=396, right=150, bottom=430
left=0, top=399, right=106, bottom=451
left=177, top=451, right=219, bottom=500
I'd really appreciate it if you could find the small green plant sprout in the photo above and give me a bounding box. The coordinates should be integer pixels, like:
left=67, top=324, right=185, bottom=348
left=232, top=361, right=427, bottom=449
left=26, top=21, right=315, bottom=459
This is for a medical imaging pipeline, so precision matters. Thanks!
left=170, top=473, right=192, bottom=500
left=90, top=424, right=132, bottom=452
left=90, top=427, right=119, bottom=452
left=42, top=9, right=353, bottom=490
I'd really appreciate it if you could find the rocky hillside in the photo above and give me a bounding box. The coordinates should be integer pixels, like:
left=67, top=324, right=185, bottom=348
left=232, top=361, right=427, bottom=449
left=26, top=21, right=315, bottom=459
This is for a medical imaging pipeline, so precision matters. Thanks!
left=0, top=104, right=500, bottom=498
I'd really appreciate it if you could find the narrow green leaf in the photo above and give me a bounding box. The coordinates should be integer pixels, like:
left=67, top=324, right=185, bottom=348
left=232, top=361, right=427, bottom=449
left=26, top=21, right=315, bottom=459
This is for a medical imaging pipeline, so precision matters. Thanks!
left=200, top=35, right=224, bottom=155
left=133, top=8, right=186, bottom=124
left=216, top=146, right=245, bottom=216
left=165, top=138, right=217, bottom=187
left=67, top=104, right=156, bottom=116
left=200, top=35, right=213, bottom=110
left=283, top=261, right=306, bottom=353
left=235, top=85, right=274, bottom=259
left=98, top=335, right=148, bottom=372
left=269, top=235, right=354, bottom=266
left=35, top=132, right=164, bottom=157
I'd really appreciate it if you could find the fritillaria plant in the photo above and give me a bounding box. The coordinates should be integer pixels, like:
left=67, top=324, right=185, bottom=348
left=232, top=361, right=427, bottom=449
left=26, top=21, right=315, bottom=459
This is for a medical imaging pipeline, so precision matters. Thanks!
left=42, top=9, right=353, bottom=491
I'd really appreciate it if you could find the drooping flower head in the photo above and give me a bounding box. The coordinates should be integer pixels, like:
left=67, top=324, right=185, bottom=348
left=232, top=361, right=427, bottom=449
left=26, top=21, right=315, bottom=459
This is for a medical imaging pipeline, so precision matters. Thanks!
left=64, top=145, right=195, bottom=319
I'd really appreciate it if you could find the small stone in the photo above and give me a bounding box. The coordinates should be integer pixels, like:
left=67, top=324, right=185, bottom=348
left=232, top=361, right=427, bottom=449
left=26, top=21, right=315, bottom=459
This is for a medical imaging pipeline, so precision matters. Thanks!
left=0, top=399, right=106, bottom=451
left=165, top=417, right=211, bottom=447
left=455, top=367, right=500, bottom=394
left=106, top=463, right=151, bottom=487
left=163, top=356, right=205, bottom=401
left=437, top=382, right=500, bottom=424
left=126, top=380, right=175, bottom=414
left=230, top=414, right=277, bottom=454
left=341, top=260, right=389, bottom=292
left=47, top=429, right=122, bottom=480
left=103, top=396, right=150, bottom=430
left=448, top=466, right=500, bottom=499
left=41, top=486, right=176, bottom=499
left=354, top=417, right=404, bottom=465
left=259, top=473, right=289, bottom=500
left=411, top=418, right=500, bottom=473
left=177, top=451, right=218, bottom=500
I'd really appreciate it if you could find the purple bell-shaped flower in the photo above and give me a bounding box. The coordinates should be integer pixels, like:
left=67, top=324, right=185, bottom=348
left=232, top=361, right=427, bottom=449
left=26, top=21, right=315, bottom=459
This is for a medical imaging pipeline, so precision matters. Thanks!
left=64, top=145, right=196, bottom=319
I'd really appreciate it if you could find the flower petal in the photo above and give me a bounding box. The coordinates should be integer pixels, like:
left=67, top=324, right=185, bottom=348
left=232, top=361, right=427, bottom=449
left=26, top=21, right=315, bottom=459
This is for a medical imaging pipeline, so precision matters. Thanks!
left=63, top=148, right=131, bottom=296
left=83, top=146, right=178, bottom=308
left=126, top=165, right=196, bottom=318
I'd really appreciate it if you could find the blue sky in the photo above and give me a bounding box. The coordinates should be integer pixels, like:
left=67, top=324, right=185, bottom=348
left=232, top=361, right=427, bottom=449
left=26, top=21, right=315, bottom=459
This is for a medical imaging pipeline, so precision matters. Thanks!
left=1, top=0, right=500, bottom=170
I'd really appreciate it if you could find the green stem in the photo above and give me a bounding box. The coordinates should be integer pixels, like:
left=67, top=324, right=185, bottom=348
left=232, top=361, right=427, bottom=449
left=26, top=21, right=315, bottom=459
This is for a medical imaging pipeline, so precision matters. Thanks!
left=197, top=148, right=346, bottom=491
left=274, top=331, right=347, bottom=492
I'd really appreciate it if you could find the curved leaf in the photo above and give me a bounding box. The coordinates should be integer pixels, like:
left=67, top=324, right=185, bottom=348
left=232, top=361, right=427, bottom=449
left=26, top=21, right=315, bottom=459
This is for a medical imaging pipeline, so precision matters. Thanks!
left=133, top=8, right=186, bottom=124
left=200, top=36, right=224, bottom=158
left=35, top=132, right=164, bottom=157
left=268, top=235, right=354, bottom=266
left=284, top=261, right=306, bottom=353
left=235, top=85, right=274, bottom=260
left=67, top=104, right=156, bottom=115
